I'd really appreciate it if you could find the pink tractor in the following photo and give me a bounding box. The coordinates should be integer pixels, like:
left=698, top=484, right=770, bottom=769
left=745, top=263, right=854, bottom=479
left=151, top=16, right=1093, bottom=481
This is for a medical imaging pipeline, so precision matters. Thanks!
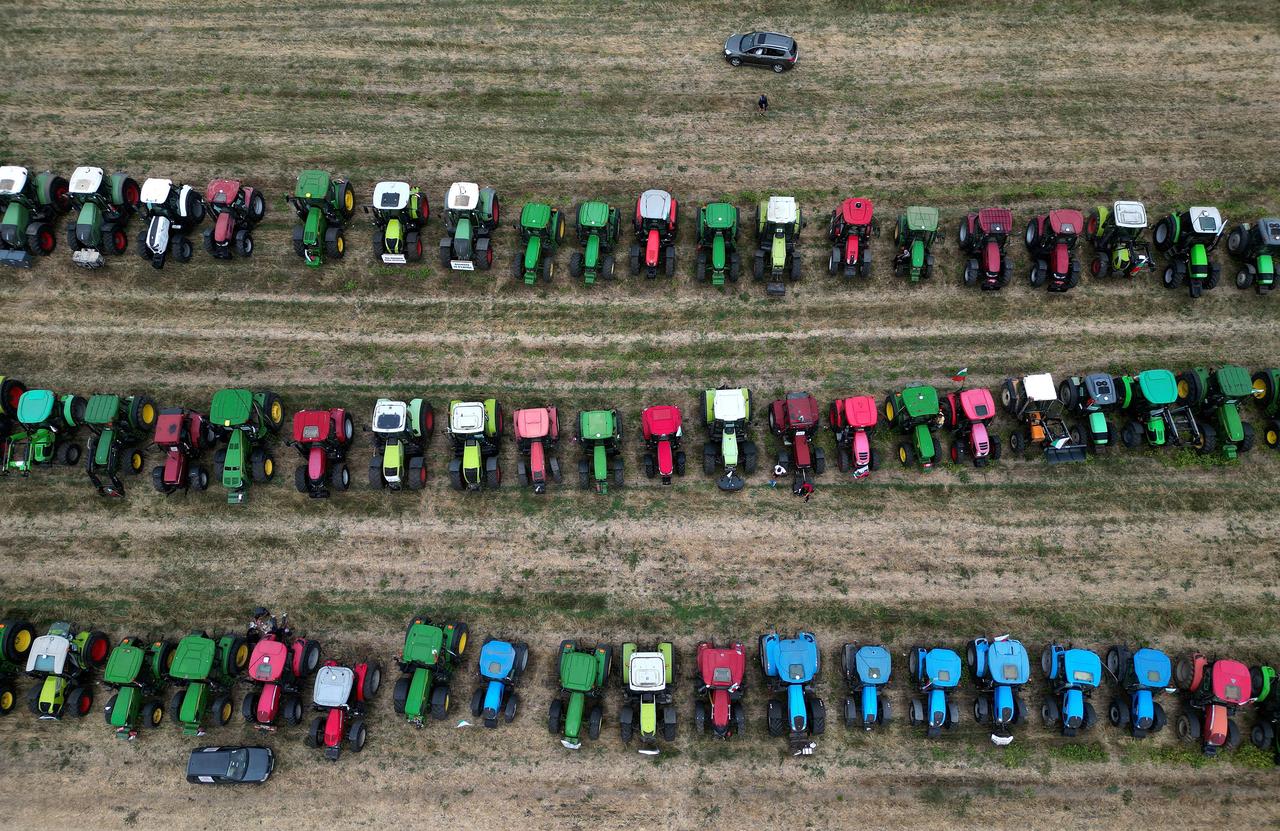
left=940, top=388, right=1001, bottom=466
left=829, top=395, right=879, bottom=478
left=243, top=630, right=322, bottom=730
left=513, top=406, right=562, bottom=493
left=959, top=208, right=1015, bottom=290
left=1024, top=209, right=1084, bottom=292
left=306, top=659, right=382, bottom=761
left=288, top=408, right=355, bottom=498
left=693, top=641, right=746, bottom=739
left=203, top=179, right=266, bottom=259
left=640, top=405, right=685, bottom=484
left=768, top=392, right=825, bottom=487
left=827, top=197, right=879, bottom=279
left=151, top=407, right=216, bottom=493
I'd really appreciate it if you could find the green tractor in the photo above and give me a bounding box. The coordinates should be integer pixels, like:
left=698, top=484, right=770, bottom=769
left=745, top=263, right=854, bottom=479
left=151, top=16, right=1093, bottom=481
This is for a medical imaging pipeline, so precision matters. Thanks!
left=392, top=616, right=468, bottom=727
left=2, top=388, right=86, bottom=475
left=365, top=180, right=429, bottom=264
left=1226, top=217, right=1280, bottom=293
left=441, top=181, right=499, bottom=271
left=446, top=399, right=502, bottom=490
left=26, top=621, right=109, bottom=719
left=569, top=200, right=620, bottom=284
left=1115, top=369, right=1211, bottom=452
left=64, top=166, right=140, bottom=269
left=753, top=196, right=804, bottom=297
left=209, top=388, right=285, bottom=505
left=892, top=206, right=940, bottom=282
left=1153, top=206, right=1224, bottom=298
left=82, top=393, right=158, bottom=497
left=576, top=408, right=623, bottom=494
left=285, top=169, right=355, bottom=268
left=0, top=618, right=36, bottom=716
left=103, top=636, right=174, bottom=738
left=368, top=398, right=434, bottom=490
left=883, top=385, right=943, bottom=470
left=695, top=202, right=741, bottom=286
left=619, top=641, right=676, bottom=754
left=512, top=202, right=565, bottom=285
left=1176, top=366, right=1255, bottom=460
left=1251, top=369, right=1280, bottom=448
left=548, top=640, right=611, bottom=750
left=0, top=165, right=71, bottom=267
left=702, top=386, right=757, bottom=491
left=167, top=631, right=249, bottom=736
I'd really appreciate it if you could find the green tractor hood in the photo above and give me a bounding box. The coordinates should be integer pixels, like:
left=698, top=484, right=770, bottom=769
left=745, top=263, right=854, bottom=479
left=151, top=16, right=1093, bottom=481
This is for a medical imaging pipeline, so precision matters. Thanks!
left=522, top=235, right=542, bottom=283
left=912, top=423, right=935, bottom=468
left=770, top=233, right=787, bottom=271
left=583, top=233, right=600, bottom=269
left=592, top=444, right=608, bottom=491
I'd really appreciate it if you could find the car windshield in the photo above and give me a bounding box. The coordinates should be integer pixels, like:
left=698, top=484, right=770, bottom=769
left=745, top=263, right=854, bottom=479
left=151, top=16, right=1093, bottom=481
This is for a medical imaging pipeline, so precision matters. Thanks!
left=227, top=749, right=248, bottom=780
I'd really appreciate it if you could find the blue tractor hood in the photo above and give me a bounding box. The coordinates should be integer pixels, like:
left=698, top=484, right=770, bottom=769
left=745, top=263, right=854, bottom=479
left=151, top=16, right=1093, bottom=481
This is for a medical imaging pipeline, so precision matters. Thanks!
left=1131, top=648, right=1172, bottom=690
left=988, top=639, right=1030, bottom=686
left=478, top=640, right=516, bottom=681
left=855, top=645, right=892, bottom=687
left=922, top=648, right=962, bottom=689
left=1061, top=649, right=1102, bottom=691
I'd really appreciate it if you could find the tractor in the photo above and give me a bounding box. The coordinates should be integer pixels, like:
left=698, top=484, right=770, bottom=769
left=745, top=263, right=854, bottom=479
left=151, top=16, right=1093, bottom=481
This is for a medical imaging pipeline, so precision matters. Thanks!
left=1104, top=645, right=1173, bottom=739
left=568, top=200, right=620, bottom=284
left=841, top=643, right=892, bottom=731
left=760, top=632, right=825, bottom=755
left=548, top=640, right=611, bottom=750
left=446, top=399, right=502, bottom=490
left=695, top=201, right=740, bottom=285
left=882, top=384, right=943, bottom=470
left=1023, top=209, right=1084, bottom=291
left=136, top=177, right=205, bottom=269
left=1153, top=206, right=1225, bottom=298
left=103, top=636, right=174, bottom=738
left=640, top=404, right=685, bottom=484
left=26, top=622, right=109, bottom=719
left=0, top=165, right=70, bottom=267
left=940, top=387, right=1000, bottom=467
left=619, top=641, right=677, bottom=754
left=513, top=406, right=561, bottom=493
left=1057, top=373, right=1120, bottom=452
left=364, top=180, right=428, bottom=264
left=368, top=398, right=434, bottom=491
left=470, top=638, right=528, bottom=728
left=1226, top=216, right=1280, bottom=293
left=0, top=618, right=35, bottom=716
left=82, top=393, right=157, bottom=497
left=209, top=388, right=284, bottom=505
left=1040, top=643, right=1102, bottom=737
left=392, top=616, right=467, bottom=727
left=702, top=386, right=757, bottom=491
left=1249, top=663, right=1280, bottom=760
left=576, top=408, right=623, bottom=493
left=512, top=202, right=565, bottom=284
left=829, top=394, right=879, bottom=478
left=768, top=392, right=825, bottom=488
left=892, top=206, right=940, bottom=282
left=693, top=641, right=746, bottom=739
left=753, top=196, right=803, bottom=297
left=1085, top=200, right=1153, bottom=279
left=1252, top=368, right=1280, bottom=448
left=2, top=388, right=85, bottom=475
left=168, top=631, right=249, bottom=736
left=967, top=636, right=1030, bottom=745
left=305, top=659, right=381, bottom=761
left=958, top=207, right=1014, bottom=290
left=629, top=189, right=677, bottom=278
left=285, top=169, right=354, bottom=267
left=907, top=645, right=962, bottom=738
left=1115, top=369, right=1211, bottom=452
left=1174, top=652, right=1252, bottom=756
left=1000, top=374, right=1086, bottom=463
left=1177, top=366, right=1256, bottom=460
left=827, top=197, right=878, bottom=279
left=243, top=626, right=321, bottom=731
left=64, top=166, right=139, bottom=269
left=440, top=181, right=499, bottom=271
left=289, top=407, right=355, bottom=498
left=202, top=179, right=265, bottom=259
left=151, top=407, right=216, bottom=494
left=0, top=375, right=24, bottom=438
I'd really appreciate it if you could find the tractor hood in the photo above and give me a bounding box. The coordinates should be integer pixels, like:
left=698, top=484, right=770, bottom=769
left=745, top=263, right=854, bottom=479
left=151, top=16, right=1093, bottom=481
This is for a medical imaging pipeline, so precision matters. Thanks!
left=1061, top=649, right=1102, bottom=690
left=16, top=389, right=56, bottom=425
left=479, top=640, right=517, bottom=681
left=900, top=385, right=940, bottom=420
left=1131, top=648, right=1172, bottom=690
left=1215, top=365, right=1253, bottom=400
left=402, top=623, right=444, bottom=667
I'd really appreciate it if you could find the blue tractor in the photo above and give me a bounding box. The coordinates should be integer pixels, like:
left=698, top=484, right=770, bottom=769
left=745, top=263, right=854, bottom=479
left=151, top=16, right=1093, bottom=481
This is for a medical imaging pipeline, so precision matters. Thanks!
left=1104, top=645, right=1172, bottom=738
left=840, top=643, right=891, bottom=730
left=908, top=645, right=962, bottom=737
left=967, top=636, right=1030, bottom=745
left=760, top=632, right=825, bottom=755
left=1040, top=643, right=1102, bottom=736
left=469, top=639, right=528, bottom=728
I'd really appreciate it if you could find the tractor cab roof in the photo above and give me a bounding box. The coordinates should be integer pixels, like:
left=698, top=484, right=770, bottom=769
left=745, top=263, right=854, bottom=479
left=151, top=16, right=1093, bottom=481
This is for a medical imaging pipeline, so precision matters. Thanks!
left=16, top=389, right=56, bottom=424
left=291, top=409, right=332, bottom=444
left=641, top=404, right=681, bottom=437
left=1061, top=649, right=1101, bottom=689
left=170, top=635, right=216, bottom=680
left=84, top=394, right=121, bottom=425
left=899, top=385, right=939, bottom=419
left=579, top=409, right=616, bottom=439
left=1048, top=209, right=1084, bottom=237
left=766, top=196, right=798, bottom=225
left=977, top=208, right=1013, bottom=235
left=627, top=651, right=668, bottom=692
left=779, top=392, right=819, bottom=427
left=1211, top=659, right=1251, bottom=704
left=402, top=622, right=444, bottom=666
left=702, top=201, right=736, bottom=230
left=1186, top=206, right=1223, bottom=236
left=774, top=634, right=819, bottom=683
left=205, top=179, right=242, bottom=205
left=903, top=206, right=939, bottom=232
left=373, top=181, right=410, bottom=211
left=1131, top=648, right=1172, bottom=690
left=711, top=388, right=749, bottom=421
left=210, top=388, right=254, bottom=427
left=958, top=388, right=996, bottom=422
left=1022, top=373, right=1057, bottom=403
left=561, top=650, right=601, bottom=692
left=1083, top=373, right=1117, bottom=406
left=26, top=635, right=71, bottom=675
left=449, top=401, right=486, bottom=436
left=479, top=640, right=516, bottom=681
left=371, top=399, right=408, bottom=434
left=514, top=407, right=553, bottom=440
left=1137, top=370, right=1178, bottom=406
left=1214, top=365, right=1253, bottom=399
left=519, top=202, right=553, bottom=229
left=248, top=639, right=288, bottom=683
left=840, top=395, right=878, bottom=428
left=988, top=639, right=1030, bottom=685
left=855, top=645, right=892, bottom=686
left=839, top=198, right=874, bottom=226
left=139, top=178, right=173, bottom=206
left=921, top=648, right=961, bottom=688
left=69, top=166, right=104, bottom=195
left=1257, top=217, right=1280, bottom=246
left=638, top=189, right=674, bottom=221
left=0, top=165, right=28, bottom=195
left=294, top=169, right=331, bottom=201
left=312, top=665, right=355, bottom=708
left=446, top=182, right=480, bottom=211
left=104, top=642, right=144, bottom=685
left=698, top=643, right=745, bottom=688
left=577, top=200, right=612, bottom=228
left=1112, top=201, right=1148, bottom=229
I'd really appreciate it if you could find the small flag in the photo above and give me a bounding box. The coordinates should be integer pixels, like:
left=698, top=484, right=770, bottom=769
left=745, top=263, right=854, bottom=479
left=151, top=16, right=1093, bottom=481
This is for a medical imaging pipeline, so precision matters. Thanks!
left=456, top=720, right=472, bottom=728
left=951, top=367, right=968, bottom=383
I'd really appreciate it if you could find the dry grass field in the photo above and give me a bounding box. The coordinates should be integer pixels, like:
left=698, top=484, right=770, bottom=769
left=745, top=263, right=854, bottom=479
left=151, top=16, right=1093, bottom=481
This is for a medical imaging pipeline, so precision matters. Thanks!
left=1, top=1, right=1279, bottom=829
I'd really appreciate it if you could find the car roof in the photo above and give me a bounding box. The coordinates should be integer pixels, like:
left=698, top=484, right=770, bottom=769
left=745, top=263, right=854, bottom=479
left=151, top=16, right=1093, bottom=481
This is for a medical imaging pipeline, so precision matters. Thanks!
left=754, top=32, right=795, bottom=48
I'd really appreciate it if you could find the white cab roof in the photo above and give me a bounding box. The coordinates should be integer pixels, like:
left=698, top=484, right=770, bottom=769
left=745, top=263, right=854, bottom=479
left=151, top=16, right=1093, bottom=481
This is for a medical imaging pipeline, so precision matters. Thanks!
left=26, top=635, right=71, bottom=674
left=628, top=652, right=667, bottom=691
left=766, top=196, right=798, bottom=224
left=1023, top=373, right=1057, bottom=402
left=638, top=189, right=672, bottom=221
left=312, top=665, right=354, bottom=708
left=450, top=401, right=486, bottom=434
left=713, top=388, right=748, bottom=421
left=446, top=182, right=479, bottom=211
left=371, top=399, right=407, bottom=434
left=0, top=166, right=28, bottom=195
left=374, top=181, right=410, bottom=211
left=69, top=166, right=104, bottom=195
left=1112, top=201, right=1147, bottom=229
left=1189, top=207, right=1223, bottom=234
left=139, top=178, right=172, bottom=205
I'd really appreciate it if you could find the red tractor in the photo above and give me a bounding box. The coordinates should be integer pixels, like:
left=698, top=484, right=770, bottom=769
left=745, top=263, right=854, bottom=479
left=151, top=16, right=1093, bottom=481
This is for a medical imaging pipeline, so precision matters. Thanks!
left=959, top=208, right=1015, bottom=291
left=513, top=406, right=561, bottom=493
left=629, top=189, right=678, bottom=278
left=306, top=659, right=382, bottom=761
left=1174, top=653, right=1252, bottom=756
left=693, top=641, right=746, bottom=739
left=940, top=388, right=1001, bottom=466
left=829, top=395, right=879, bottom=479
left=768, top=392, right=825, bottom=488
left=1024, top=209, right=1084, bottom=292
left=640, top=405, right=685, bottom=484
left=203, top=179, right=266, bottom=259
left=827, top=197, right=879, bottom=279
left=150, top=407, right=216, bottom=493
left=288, top=408, right=354, bottom=498
left=243, top=629, right=322, bottom=730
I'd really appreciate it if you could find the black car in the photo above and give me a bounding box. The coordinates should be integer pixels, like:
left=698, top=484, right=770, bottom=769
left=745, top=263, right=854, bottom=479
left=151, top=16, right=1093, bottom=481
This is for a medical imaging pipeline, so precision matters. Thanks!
left=186, top=745, right=275, bottom=784
left=723, top=32, right=798, bottom=72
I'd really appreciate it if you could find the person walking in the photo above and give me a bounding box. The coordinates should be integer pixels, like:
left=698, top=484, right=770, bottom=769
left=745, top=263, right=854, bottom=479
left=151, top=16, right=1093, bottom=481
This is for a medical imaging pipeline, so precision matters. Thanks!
left=757, top=94, right=769, bottom=114
left=800, top=481, right=814, bottom=502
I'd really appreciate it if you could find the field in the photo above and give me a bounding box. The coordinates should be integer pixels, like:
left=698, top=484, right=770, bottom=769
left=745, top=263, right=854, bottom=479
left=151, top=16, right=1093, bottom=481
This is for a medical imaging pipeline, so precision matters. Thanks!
left=2, top=1, right=1280, bottom=829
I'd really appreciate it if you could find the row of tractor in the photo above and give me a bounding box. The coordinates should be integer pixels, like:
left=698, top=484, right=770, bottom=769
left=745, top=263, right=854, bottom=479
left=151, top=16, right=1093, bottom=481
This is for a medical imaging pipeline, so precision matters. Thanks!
left=4, top=617, right=1277, bottom=763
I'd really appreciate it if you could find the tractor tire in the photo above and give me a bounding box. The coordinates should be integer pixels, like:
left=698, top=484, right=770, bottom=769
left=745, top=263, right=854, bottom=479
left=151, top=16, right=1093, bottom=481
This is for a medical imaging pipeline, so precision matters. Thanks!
left=1162, top=265, right=1181, bottom=289
left=250, top=448, right=274, bottom=483
left=547, top=698, right=564, bottom=734
left=702, top=444, right=716, bottom=476
left=695, top=701, right=708, bottom=733
left=810, top=698, right=826, bottom=736
left=664, top=245, right=676, bottom=278
left=169, top=690, right=185, bottom=723
left=1176, top=371, right=1203, bottom=403
left=439, top=237, right=453, bottom=268
left=1226, top=719, right=1242, bottom=751
left=57, top=442, right=81, bottom=466
left=1153, top=216, right=1173, bottom=251
left=84, top=631, right=109, bottom=665
left=695, top=256, right=706, bottom=283
left=753, top=251, right=765, bottom=281
left=1040, top=698, right=1060, bottom=727
left=1174, top=656, right=1196, bottom=690
left=836, top=446, right=850, bottom=472
left=1090, top=254, right=1106, bottom=278
left=741, top=441, right=758, bottom=474
left=1240, top=423, right=1256, bottom=453
left=973, top=697, right=990, bottom=724
left=1029, top=263, right=1047, bottom=288
left=27, top=684, right=41, bottom=715
left=1105, top=646, right=1122, bottom=677
left=843, top=697, right=857, bottom=728
left=628, top=243, right=641, bottom=275
left=1237, top=268, right=1255, bottom=290
left=1109, top=698, right=1130, bottom=728
left=325, top=226, right=345, bottom=259
left=909, top=698, right=924, bottom=726
left=1121, top=421, right=1142, bottom=449
left=963, top=259, right=979, bottom=286
left=330, top=462, right=350, bottom=491
left=430, top=685, right=450, bottom=720
left=569, top=252, right=583, bottom=280
left=766, top=699, right=785, bottom=737
left=1252, top=721, right=1275, bottom=750
left=674, top=451, right=686, bottom=476
left=407, top=456, right=427, bottom=490
left=242, top=691, right=258, bottom=721
left=212, top=695, right=233, bottom=726
left=897, top=442, right=915, bottom=467
left=1227, top=224, right=1247, bottom=256
left=306, top=716, right=324, bottom=748
left=1176, top=712, right=1200, bottom=743
left=603, top=256, right=616, bottom=280
left=1084, top=702, right=1098, bottom=730
left=392, top=677, right=409, bottom=715
left=470, top=688, right=485, bottom=718
left=142, top=701, right=164, bottom=728
left=813, top=447, right=826, bottom=475
left=989, top=434, right=1002, bottom=461
left=175, top=236, right=193, bottom=263
left=0, top=619, right=34, bottom=664
left=588, top=705, right=603, bottom=740
left=1205, top=264, right=1220, bottom=290
left=66, top=686, right=93, bottom=718
left=292, top=225, right=305, bottom=257
left=405, top=232, right=423, bottom=262
left=1196, top=423, right=1217, bottom=455
left=104, top=693, right=118, bottom=725
left=349, top=718, right=368, bottom=752
left=27, top=222, right=55, bottom=256
left=369, top=460, right=383, bottom=490
left=294, top=465, right=308, bottom=494
left=106, top=224, right=128, bottom=255
left=828, top=246, right=841, bottom=275
left=233, top=230, right=254, bottom=257
left=642, top=454, right=655, bottom=479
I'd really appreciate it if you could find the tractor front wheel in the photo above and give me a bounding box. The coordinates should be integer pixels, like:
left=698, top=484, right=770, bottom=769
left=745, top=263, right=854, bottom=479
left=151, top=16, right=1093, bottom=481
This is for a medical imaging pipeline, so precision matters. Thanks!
left=548, top=699, right=563, bottom=734
left=1040, top=698, right=1059, bottom=728
left=349, top=718, right=368, bottom=752
left=1176, top=712, right=1201, bottom=743
left=429, top=685, right=450, bottom=720
left=1252, top=721, right=1275, bottom=750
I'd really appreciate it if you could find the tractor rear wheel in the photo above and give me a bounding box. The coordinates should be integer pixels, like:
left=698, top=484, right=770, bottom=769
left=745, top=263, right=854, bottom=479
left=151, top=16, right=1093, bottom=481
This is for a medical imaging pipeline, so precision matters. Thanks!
left=407, top=456, right=426, bottom=490
left=702, top=444, right=716, bottom=476
left=588, top=705, right=603, bottom=740
left=1040, top=698, right=1059, bottom=727
left=897, top=443, right=914, bottom=467
left=1153, top=217, right=1173, bottom=251
left=1090, top=254, right=1106, bottom=278
left=250, top=449, right=274, bottom=483
left=175, top=236, right=193, bottom=263
left=283, top=696, right=303, bottom=726
left=294, top=465, right=308, bottom=494
left=843, top=697, right=857, bottom=727
left=66, top=686, right=92, bottom=718
left=142, top=701, right=163, bottom=728
left=212, top=695, right=233, bottom=726
left=665, top=246, right=677, bottom=277
left=1109, top=698, right=1130, bottom=728
left=810, top=698, right=826, bottom=735
left=548, top=699, right=563, bottom=734
left=973, top=697, right=990, bottom=724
